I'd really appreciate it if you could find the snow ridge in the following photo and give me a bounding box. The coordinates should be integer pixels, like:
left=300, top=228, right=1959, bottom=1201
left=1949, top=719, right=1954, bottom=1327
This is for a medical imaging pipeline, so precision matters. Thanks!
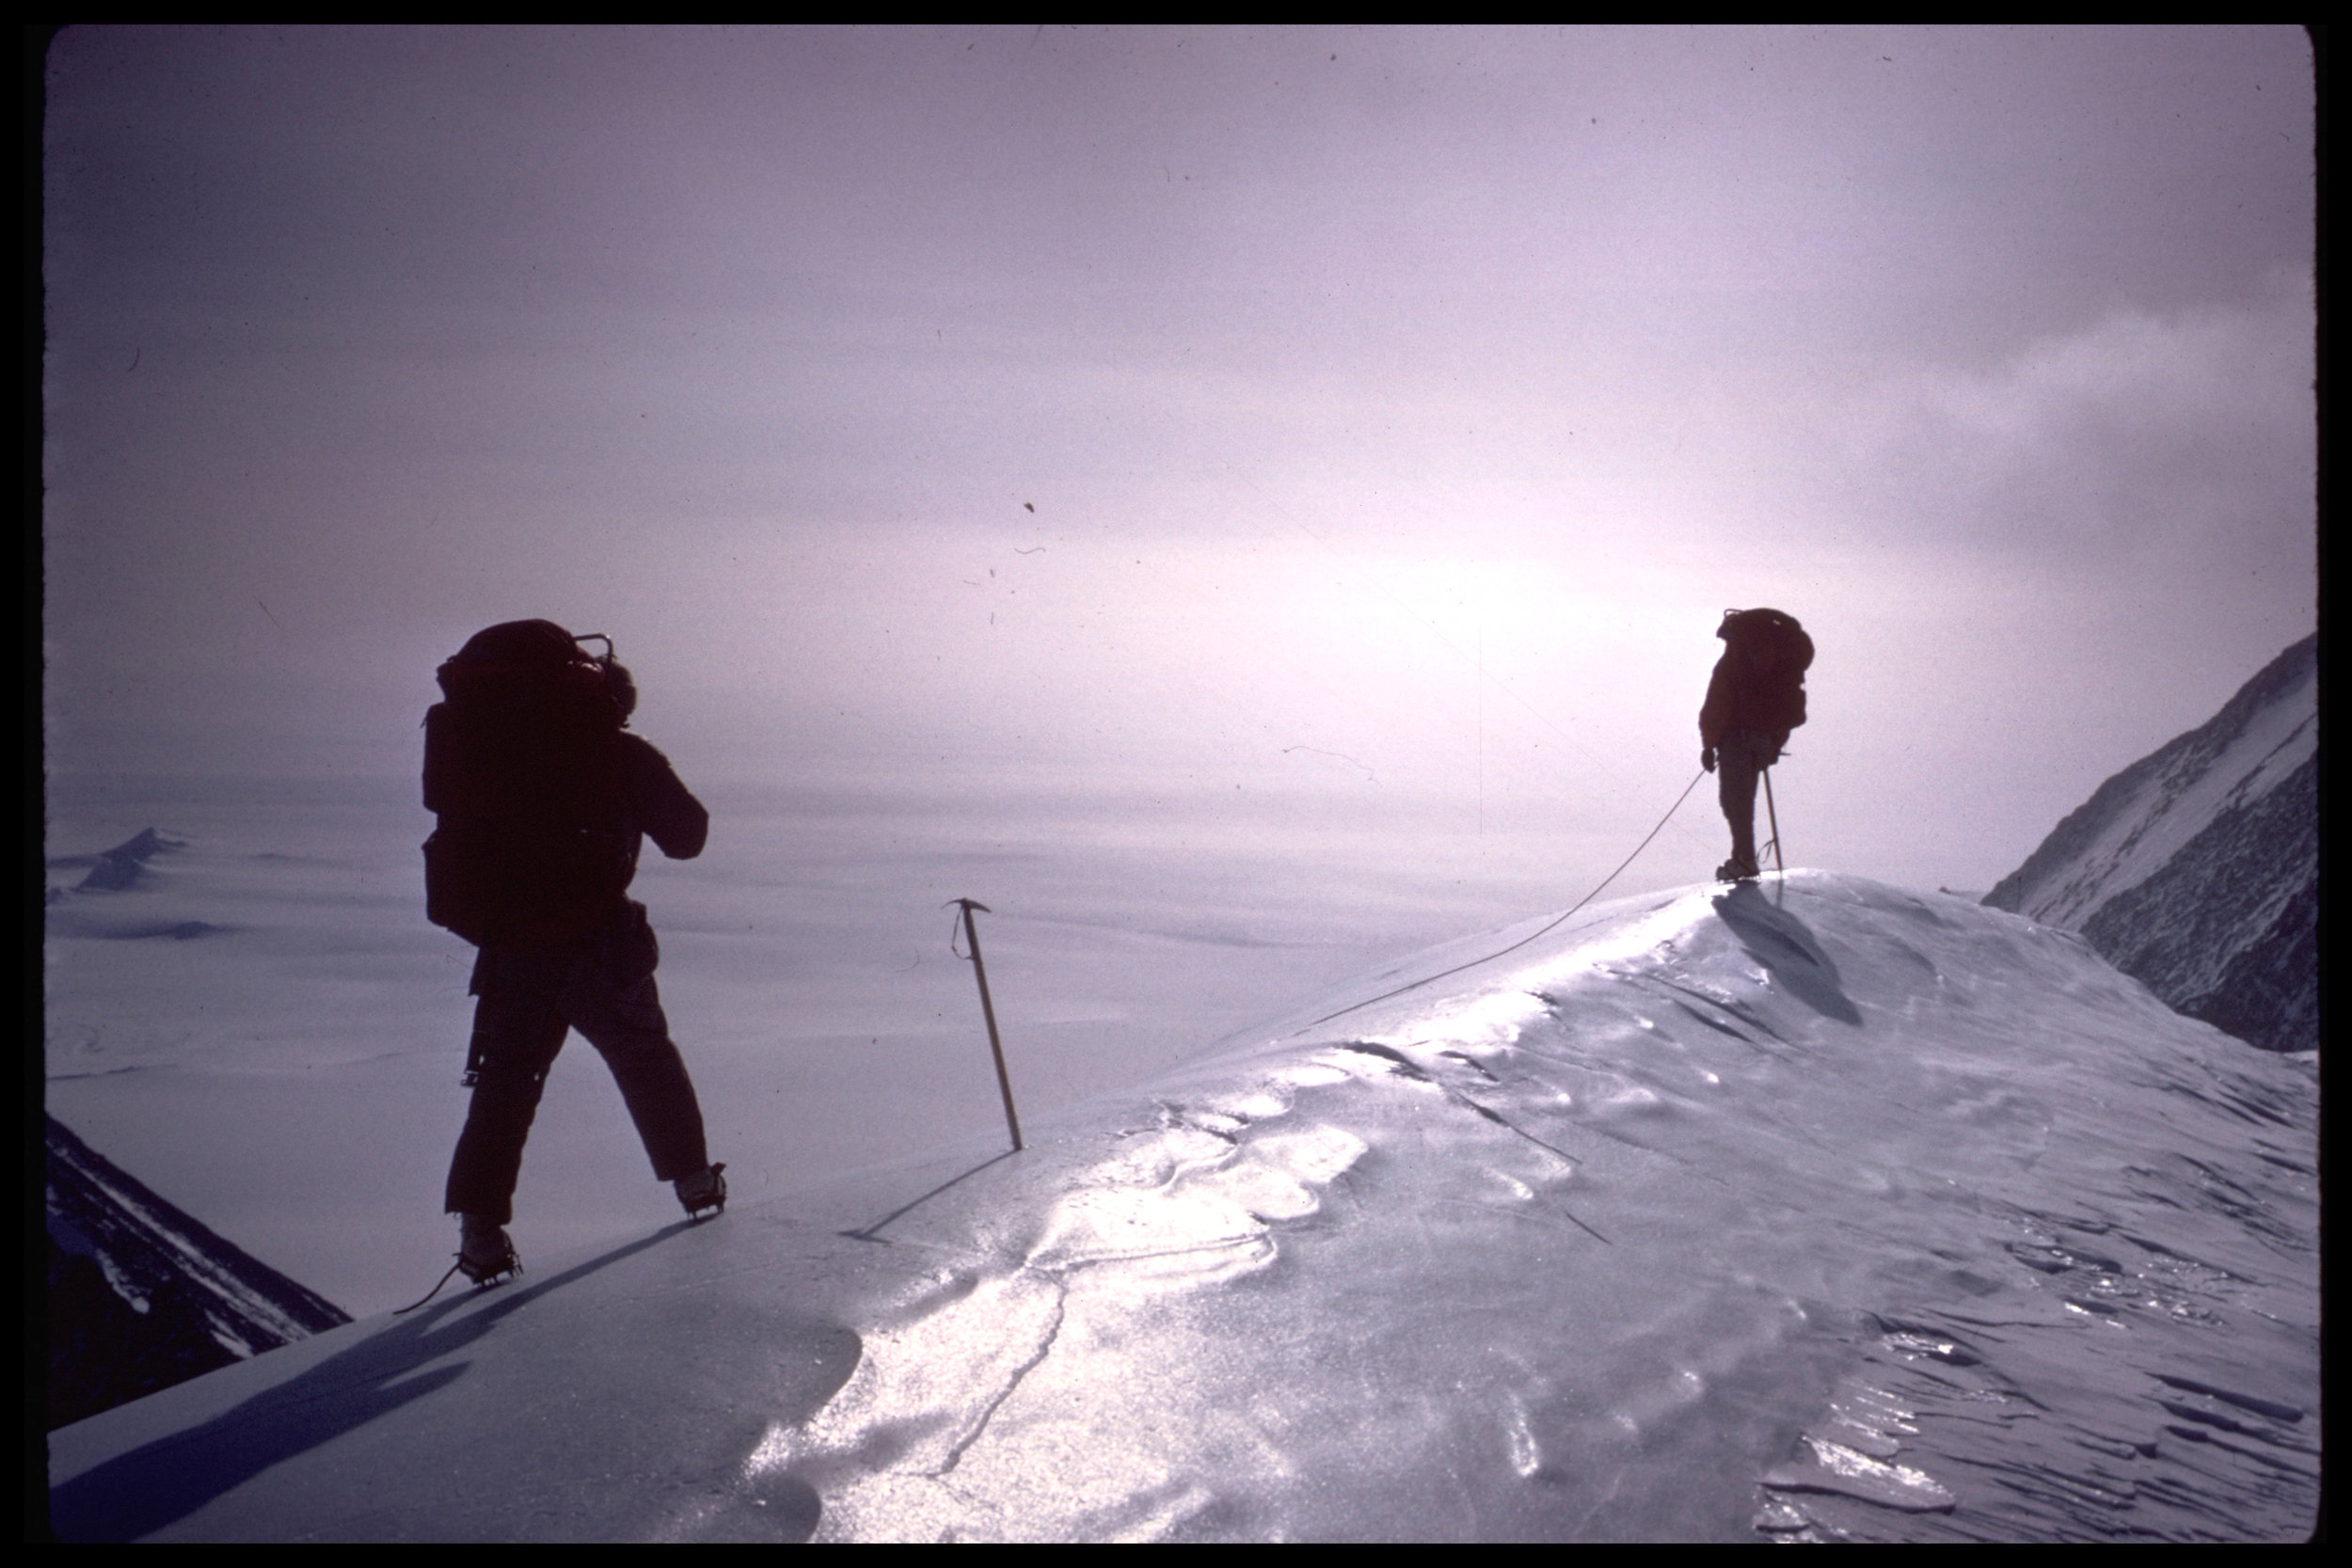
left=46, top=874, right=2316, bottom=1542
left=742, top=877, right=2318, bottom=1541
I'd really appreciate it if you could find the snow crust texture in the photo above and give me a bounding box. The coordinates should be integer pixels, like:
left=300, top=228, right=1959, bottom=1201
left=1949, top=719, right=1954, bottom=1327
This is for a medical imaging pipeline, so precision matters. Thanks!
left=47, top=872, right=2315, bottom=1542
left=1983, top=634, right=2316, bottom=1052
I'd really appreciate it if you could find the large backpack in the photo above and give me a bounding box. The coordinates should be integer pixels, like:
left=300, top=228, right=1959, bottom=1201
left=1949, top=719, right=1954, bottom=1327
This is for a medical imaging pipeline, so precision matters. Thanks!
left=421, top=620, right=632, bottom=948
left=1718, top=608, right=1813, bottom=739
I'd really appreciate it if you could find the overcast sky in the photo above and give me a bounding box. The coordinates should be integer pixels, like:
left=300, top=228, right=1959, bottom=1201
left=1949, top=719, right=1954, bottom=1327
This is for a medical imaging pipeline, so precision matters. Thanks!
left=42, top=26, right=2313, bottom=892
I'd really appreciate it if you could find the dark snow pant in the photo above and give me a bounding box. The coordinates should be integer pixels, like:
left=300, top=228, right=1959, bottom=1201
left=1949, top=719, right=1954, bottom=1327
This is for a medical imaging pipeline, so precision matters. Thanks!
left=444, top=902, right=708, bottom=1224
left=1717, top=736, right=1766, bottom=871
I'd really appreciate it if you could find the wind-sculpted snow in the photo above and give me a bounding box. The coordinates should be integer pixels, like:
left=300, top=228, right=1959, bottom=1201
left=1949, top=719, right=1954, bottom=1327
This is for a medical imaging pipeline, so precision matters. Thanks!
left=47, top=872, right=2315, bottom=1541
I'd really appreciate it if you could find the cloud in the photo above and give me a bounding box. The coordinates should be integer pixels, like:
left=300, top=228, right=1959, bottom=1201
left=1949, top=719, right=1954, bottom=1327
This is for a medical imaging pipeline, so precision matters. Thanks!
left=1826, top=273, right=2313, bottom=568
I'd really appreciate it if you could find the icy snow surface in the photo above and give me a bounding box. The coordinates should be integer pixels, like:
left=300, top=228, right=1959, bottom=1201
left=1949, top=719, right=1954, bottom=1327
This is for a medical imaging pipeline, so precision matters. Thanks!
left=48, top=871, right=2318, bottom=1542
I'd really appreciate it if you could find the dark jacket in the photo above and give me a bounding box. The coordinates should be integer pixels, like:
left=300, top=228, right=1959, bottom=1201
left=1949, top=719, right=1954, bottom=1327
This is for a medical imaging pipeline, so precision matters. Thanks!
left=614, top=734, right=709, bottom=872
left=422, top=719, right=707, bottom=951
left=1698, top=609, right=1811, bottom=764
left=1699, top=646, right=1803, bottom=763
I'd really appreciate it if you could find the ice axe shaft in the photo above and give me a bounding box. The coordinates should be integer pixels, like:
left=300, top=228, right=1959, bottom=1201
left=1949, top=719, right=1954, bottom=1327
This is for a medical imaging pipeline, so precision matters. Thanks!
left=951, top=898, right=1024, bottom=1152
left=1763, top=766, right=1785, bottom=875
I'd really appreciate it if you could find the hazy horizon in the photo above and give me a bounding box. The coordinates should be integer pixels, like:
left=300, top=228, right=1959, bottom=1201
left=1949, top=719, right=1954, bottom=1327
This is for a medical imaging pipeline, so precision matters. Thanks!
left=44, top=25, right=2315, bottom=899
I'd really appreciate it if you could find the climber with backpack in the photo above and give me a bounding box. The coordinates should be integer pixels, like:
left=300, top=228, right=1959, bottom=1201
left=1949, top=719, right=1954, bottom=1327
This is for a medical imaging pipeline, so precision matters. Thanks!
left=421, top=620, right=726, bottom=1290
left=1698, top=608, right=1812, bottom=882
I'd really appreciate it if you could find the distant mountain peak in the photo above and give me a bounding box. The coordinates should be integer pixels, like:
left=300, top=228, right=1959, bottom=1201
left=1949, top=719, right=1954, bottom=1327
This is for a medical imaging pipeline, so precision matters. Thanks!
left=72, top=827, right=189, bottom=892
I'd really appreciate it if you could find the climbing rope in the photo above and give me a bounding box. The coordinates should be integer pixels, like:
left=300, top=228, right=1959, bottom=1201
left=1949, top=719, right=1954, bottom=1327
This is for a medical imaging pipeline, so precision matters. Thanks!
left=392, top=1260, right=465, bottom=1315
left=1291, top=768, right=1710, bottom=1035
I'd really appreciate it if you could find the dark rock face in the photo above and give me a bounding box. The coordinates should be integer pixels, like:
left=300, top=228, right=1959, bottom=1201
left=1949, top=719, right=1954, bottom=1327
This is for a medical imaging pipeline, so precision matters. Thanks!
left=46, top=1233, right=240, bottom=1433
left=1985, top=635, right=2317, bottom=1053
left=46, top=1116, right=350, bottom=1431
left=2077, top=754, right=2317, bottom=1053
left=72, top=828, right=184, bottom=892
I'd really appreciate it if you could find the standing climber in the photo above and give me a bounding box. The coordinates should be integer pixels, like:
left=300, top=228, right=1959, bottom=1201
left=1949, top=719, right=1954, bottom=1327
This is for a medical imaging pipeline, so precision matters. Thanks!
left=421, top=620, right=726, bottom=1287
left=1698, top=609, right=1813, bottom=881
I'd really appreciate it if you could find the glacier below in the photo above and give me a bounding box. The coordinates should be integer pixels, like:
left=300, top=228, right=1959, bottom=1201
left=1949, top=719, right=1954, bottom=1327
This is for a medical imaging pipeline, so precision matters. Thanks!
left=47, top=870, right=2318, bottom=1542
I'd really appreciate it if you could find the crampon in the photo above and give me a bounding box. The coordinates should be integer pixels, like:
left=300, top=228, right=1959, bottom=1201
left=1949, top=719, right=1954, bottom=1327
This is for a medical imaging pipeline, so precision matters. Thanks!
left=395, top=1219, right=524, bottom=1314
left=675, top=1162, right=727, bottom=1221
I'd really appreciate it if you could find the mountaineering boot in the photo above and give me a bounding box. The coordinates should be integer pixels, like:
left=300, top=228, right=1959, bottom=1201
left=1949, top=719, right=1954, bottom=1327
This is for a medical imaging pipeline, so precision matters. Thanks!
left=1716, top=857, right=1759, bottom=882
left=456, top=1213, right=522, bottom=1286
left=675, top=1162, right=727, bottom=1220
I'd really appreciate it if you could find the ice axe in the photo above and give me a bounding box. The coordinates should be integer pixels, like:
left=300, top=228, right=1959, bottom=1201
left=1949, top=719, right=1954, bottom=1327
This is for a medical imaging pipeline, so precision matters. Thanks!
left=948, top=898, right=1025, bottom=1152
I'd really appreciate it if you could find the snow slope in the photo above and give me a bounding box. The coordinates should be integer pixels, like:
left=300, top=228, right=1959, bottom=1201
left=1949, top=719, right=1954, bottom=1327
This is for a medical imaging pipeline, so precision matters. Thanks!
left=46, top=1115, right=352, bottom=1430
left=41, top=772, right=1633, bottom=1318
left=1984, top=635, right=2316, bottom=1052
left=45, top=871, right=2316, bottom=1542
